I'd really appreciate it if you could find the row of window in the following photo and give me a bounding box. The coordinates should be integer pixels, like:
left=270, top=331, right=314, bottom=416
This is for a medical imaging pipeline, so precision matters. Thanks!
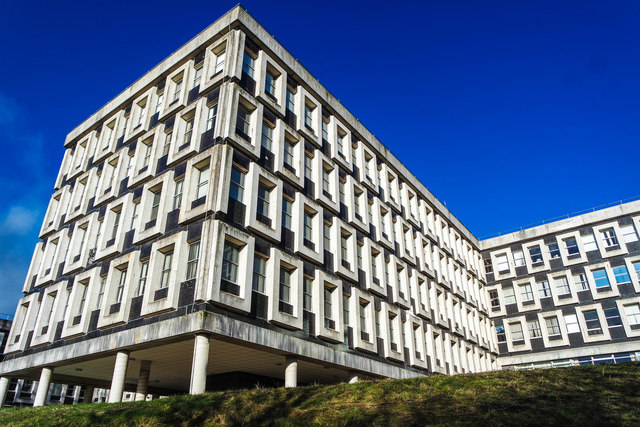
left=489, top=260, right=640, bottom=312
left=497, top=302, right=640, bottom=347
left=487, top=223, right=639, bottom=276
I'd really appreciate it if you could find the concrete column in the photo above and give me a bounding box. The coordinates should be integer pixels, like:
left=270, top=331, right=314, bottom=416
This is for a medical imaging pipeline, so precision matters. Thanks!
left=135, top=360, right=152, bottom=401
left=347, top=371, right=359, bottom=384
left=189, top=334, right=210, bottom=395
left=83, top=385, right=95, bottom=403
left=284, top=356, right=297, bottom=388
left=108, top=350, right=130, bottom=403
left=33, top=367, right=53, bottom=407
left=0, top=376, right=10, bottom=407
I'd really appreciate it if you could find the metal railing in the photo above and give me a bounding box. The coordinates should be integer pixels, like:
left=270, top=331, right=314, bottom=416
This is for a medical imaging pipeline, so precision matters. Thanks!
left=481, top=195, right=640, bottom=240
left=511, top=352, right=639, bottom=371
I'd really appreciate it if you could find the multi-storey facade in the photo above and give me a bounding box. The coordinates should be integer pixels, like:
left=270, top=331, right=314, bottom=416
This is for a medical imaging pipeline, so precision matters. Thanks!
left=482, top=201, right=640, bottom=368
left=0, top=6, right=497, bottom=407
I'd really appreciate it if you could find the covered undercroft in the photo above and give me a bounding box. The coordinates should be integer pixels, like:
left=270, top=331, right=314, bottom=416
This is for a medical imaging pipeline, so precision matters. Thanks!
left=0, top=309, right=421, bottom=406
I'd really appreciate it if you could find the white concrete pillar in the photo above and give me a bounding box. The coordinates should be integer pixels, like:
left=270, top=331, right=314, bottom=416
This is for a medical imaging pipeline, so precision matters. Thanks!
left=108, top=351, right=130, bottom=403
left=33, top=367, right=53, bottom=407
left=0, top=377, right=10, bottom=407
left=347, top=371, right=359, bottom=384
left=83, top=385, right=95, bottom=403
left=189, top=334, right=210, bottom=395
left=135, top=360, right=151, bottom=401
left=284, top=356, right=297, bottom=388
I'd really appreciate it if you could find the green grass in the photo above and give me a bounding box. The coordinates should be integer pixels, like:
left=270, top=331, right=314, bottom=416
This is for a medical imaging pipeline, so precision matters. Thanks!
left=1, top=362, right=639, bottom=426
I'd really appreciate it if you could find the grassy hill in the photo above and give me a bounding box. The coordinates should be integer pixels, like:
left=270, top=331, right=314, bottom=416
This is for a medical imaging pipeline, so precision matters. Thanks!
left=1, top=362, right=639, bottom=426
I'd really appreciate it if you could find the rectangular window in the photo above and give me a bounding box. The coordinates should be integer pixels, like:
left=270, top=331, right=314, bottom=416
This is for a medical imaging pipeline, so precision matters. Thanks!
left=229, top=166, right=245, bottom=202
left=582, top=233, right=598, bottom=251
left=159, top=251, right=173, bottom=289
left=527, top=319, right=542, bottom=338
left=519, top=283, right=534, bottom=302
left=110, top=210, right=121, bottom=240
left=512, top=251, right=525, bottom=267
left=537, top=280, right=551, bottom=298
left=150, top=190, right=162, bottom=221
left=624, top=303, right=640, bottom=326
left=341, top=233, right=349, bottom=263
left=529, top=246, right=543, bottom=264
left=322, top=118, right=329, bottom=142
left=242, top=52, right=255, bottom=78
left=545, top=316, right=561, bottom=336
left=222, top=241, right=240, bottom=284
left=583, top=310, right=603, bottom=335
left=97, top=276, right=106, bottom=309
left=323, top=222, right=331, bottom=252
left=343, top=293, right=350, bottom=326
left=495, top=254, right=509, bottom=273
left=236, top=104, right=251, bottom=138
left=565, top=314, right=580, bottom=333
left=554, top=276, right=571, bottom=295
left=324, top=286, right=333, bottom=321
left=142, top=140, right=152, bottom=167
left=304, top=104, right=314, bottom=128
left=633, top=262, right=640, bottom=281
left=370, top=251, right=378, bottom=280
left=279, top=266, right=292, bottom=303
left=284, top=139, right=295, bottom=169
left=604, top=307, right=623, bottom=327
left=303, top=276, right=312, bottom=310
left=77, top=283, right=88, bottom=315
left=286, top=88, right=295, bottom=112
left=612, top=265, right=631, bottom=284
left=137, top=261, right=149, bottom=296
left=155, top=91, right=164, bottom=115
left=573, top=273, right=589, bottom=290
left=602, top=229, right=619, bottom=248
left=282, top=198, right=293, bottom=230
left=186, top=241, right=200, bottom=280
left=173, top=78, right=183, bottom=103
left=509, top=322, right=524, bottom=342
left=359, top=301, right=368, bottom=335
left=503, top=287, right=516, bottom=305
left=252, top=255, right=267, bottom=293
left=173, top=179, right=184, bottom=210
left=621, top=224, right=639, bottom=243
left=322, top=166, right=331, bottom=194
left=489, top=290, right=500, bottom=310
left=206, top=103, right=218, bottom=131
left=163, top=129, right=173, bottom=156
left=115, top=268, right=127, bottom=303
left=548, top=243, right=560, bottom=259
left=265, top=70, right=277, bottom=96
left=564, top=237, right=580, bottom=255
left=196, top=164, right=210, bottom=200
left=304, top=152, right=313, bottom=179
left=214, top=49, right=226, bottom=75
left=261, top=121, right=274, bottom=151
left=304, top=210, right=314, bottom=242
left=592, top=268, right=610, bottom=288
left=193, top=64, right=203, bottom=87
left=257, top=183, right=271, bottom=223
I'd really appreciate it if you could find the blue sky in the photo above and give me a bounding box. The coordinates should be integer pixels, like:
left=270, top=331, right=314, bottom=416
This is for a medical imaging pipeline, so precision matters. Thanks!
left=0, top=1, right=638, bottom=313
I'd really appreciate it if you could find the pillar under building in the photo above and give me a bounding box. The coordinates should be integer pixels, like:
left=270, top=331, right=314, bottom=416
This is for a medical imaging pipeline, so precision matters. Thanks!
left=189, top=334, right=210, bottom=395
left=284, top=356, right=297, bottom=388
left=135, top=360, right=151, bottom=401
left=0, top=376, right=10, bottom=407
left=33, top=367, right=53, bottom=407
left=108, top=351, right=130, bottom=403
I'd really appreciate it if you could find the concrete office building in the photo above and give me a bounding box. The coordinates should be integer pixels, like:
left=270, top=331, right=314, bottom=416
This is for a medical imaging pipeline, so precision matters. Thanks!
left=0, top=6, right=497, bottom=406
left=482, top=201, right=640, bottom=369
